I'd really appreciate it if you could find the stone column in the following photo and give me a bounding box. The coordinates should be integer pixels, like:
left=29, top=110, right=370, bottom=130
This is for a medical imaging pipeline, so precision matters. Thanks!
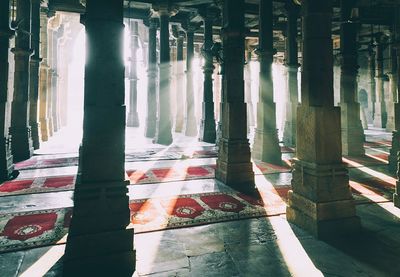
left=389, top=8, right=400, bottom=175
left=144, top=17, right=158, bottom=138
left=199, top=8, right=218, bottom=143
left=183, top=22, right=197, bottom=136
left=338, top=1, right=364, bottom=156
left=39, top=12, right=50, bottom=141
left=51, top=26, right=62, bottom=132
left=368, top=48, right=376, bottom=123
left=283, top=2, right=300, bottom=148
left=215, top=0, right=255, bottom=194
left=29, top=0, right=41, bottom=149
left=0, top=0, right=15, bottom=180
left=245, top=48, right=255, bottom=132
left=174, top=31, right=185, bottom=132
left=154, top=6, right=174, bottom=145
left=373, top=34, right=387, bottom=128
left=127, top=19, right=139, bottom=127
left=386, top=32, right=397, bottom=132
left=63, top=0, right=135, bottom=275
left=10, top=0, right=34, bottom=162
left=287, top=0, right=360, bottom=239
left=46, top=25, right=54, bottom=137
left=252, top=0, right=282, bottom=163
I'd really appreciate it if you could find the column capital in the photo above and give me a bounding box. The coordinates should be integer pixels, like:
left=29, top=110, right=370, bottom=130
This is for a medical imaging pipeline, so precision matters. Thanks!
left=151, top=3, right=178, bottom=17
left=143, top=16, right=159, bottom=29
left=199, top=6, right=220, bottom=22
left=181, top=21, right=200, bottom=34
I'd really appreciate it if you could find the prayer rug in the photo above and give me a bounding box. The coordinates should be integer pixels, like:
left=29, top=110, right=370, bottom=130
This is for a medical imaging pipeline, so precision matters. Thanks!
left=364, top=140, right=392, bottom=148
left=0, top=181, right=392, bottom=253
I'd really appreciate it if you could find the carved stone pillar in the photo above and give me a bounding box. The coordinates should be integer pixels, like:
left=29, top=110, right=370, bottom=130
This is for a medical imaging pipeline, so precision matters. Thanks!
left=373, top=34, right=387, bottom=128
left=0, top=0, right=15, bottom=179
left=39, top=11, right=50, bottom=141
left=51, top=26, right=62, bottom=132
left=386, top=32, right=397, bottom=132
left=29, top=0, right=41, bottom=149
left=127, top=19, right=140, bottom=127
left=245, top=48, right=255, bottom=132
left=144, top=17, right=158, bottom=138
left=368, top=48, right=376, bottom=124
left=154, top=5, right=174, bottom=145
left=338, top=2, right=365, bottom=156
left=174, top=31, right=185, bottom=132
left=199, top=7, right=218, bottom=143
left=283, top=2, right=300, bottom=148
left=183, top=23, right=197, bottom=136
left=63, top=0, right=135, bottom=275
left=252, top=0, right=282, bottom=163
left=287, top=0, right=360, bottom=239
left=215, top=0, right=255, bottom=194
left=10, top=0, right=34, bottom=162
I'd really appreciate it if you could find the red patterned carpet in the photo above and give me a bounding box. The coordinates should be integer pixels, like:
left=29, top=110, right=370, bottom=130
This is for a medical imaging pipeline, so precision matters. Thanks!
left=0, top=179, right=392, bottom=253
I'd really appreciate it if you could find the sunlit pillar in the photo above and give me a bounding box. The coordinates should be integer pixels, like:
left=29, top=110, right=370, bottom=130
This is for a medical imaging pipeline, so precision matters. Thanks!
left=183, top=22, right=197, bottom=136
left=389, top=7, right=400, bottom=175
left=63, top=0, right=135, bottom=275
left=338, top=1, right=365, bottom=156
left=215, top=0, right=255, bottom=194
left=127, top=19, right=140, bottom=127
left=51, top=25, right=62, bottom=132
left=144, top=17, right=158, bottom=138
left=252, top=0, right=282, bottom=164
left=287, top=0, right=360, bottom=239
left=46, top=22, right=54, bottom=137
left=199, top=7, right=218, bottom=143
left=245, top=47, right=255, bottom=132
left=373, top=34, right=387, bottom=128
left=0, top=0, right=15, bottom=180
left=283, top=1, right=300, bottom=148
left=174, top=31, right=185, bottom=132
left=386, top=32, right=397, bottom=132
left=368, top=48, right=376, bottom=124
left=154, top=5, right=175, bottom=145
left=10, top=0, right=34, bottom=162
left=39, top=11, right=50, bottom=141
left=28, top=0, right=41, bottom=149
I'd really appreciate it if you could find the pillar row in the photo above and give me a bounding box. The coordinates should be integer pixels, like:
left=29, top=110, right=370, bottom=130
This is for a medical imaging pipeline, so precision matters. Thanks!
left=127, top=19, right=140, bottom=127
left=63, top=0, right=135, bottom=275
left=286, top=0, right=360, bottom=239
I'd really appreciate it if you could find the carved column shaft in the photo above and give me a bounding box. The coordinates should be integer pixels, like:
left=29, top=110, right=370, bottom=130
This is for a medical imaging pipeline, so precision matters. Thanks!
left=174, top=32, right=184, bottom=132
left=373, top=36, right=387, bottom=128
left=283, top=2, right=300, bottom=148
left=199, top=10, right=217, bottom=143
left=184, top=26, right=197, bottom=136
left=144, top=18, right=158, bottom=138
left=127, top=19, right=139, bottom=127
left=155, top=12, right=173, bottom=145
left=39, top=11, right=50, bottom=141
left=287, top=0, right=360, bottom=239
left=10, top=0, right=34, bottom=162
left=0, top=0, right=15, bottom=179
left=64, top=0, right=135, bottom=275
left=252, top=0, right=281, bottom=163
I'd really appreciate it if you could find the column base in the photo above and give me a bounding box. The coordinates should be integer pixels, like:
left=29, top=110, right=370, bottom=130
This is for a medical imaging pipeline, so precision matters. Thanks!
left=184, top=116, right=198, bottom=137
left=30, top=122, right=40, bottom=150
left=287, top=160, right=360, bottom=239
left=216, top=138, right=256, bottom=195
left=175, top=116, right=184, bottom=133
left=394, top=193, right=400, bottom=208
left=64, top=179, right=135, bottom=276
left=39, top=118, right=50, bottom=142
left=127, top=112, right=140, bottom=128
left=252, top=128, right=282, bottom=164
left=9, top=127, right=34, bottom=162
left=340, top=103, right=365, bottom=156
left=154, top=121, right=173, bottom=146
left=144, top=117, right=156, bottom=138
left=283, top=120, right=296, bottom=148
left=373, top=102, right=387, bottom=128
left=48, top=116, right=54, bottom=137
left=0, top=137, right=14, bottom=181
left=389, top=130, right=400, bottom=174
left=199, top=119, right=216, bottom=143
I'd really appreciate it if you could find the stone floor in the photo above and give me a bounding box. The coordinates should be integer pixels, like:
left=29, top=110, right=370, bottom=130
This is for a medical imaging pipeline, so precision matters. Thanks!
left=1, top=126, right=400, bottom=276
